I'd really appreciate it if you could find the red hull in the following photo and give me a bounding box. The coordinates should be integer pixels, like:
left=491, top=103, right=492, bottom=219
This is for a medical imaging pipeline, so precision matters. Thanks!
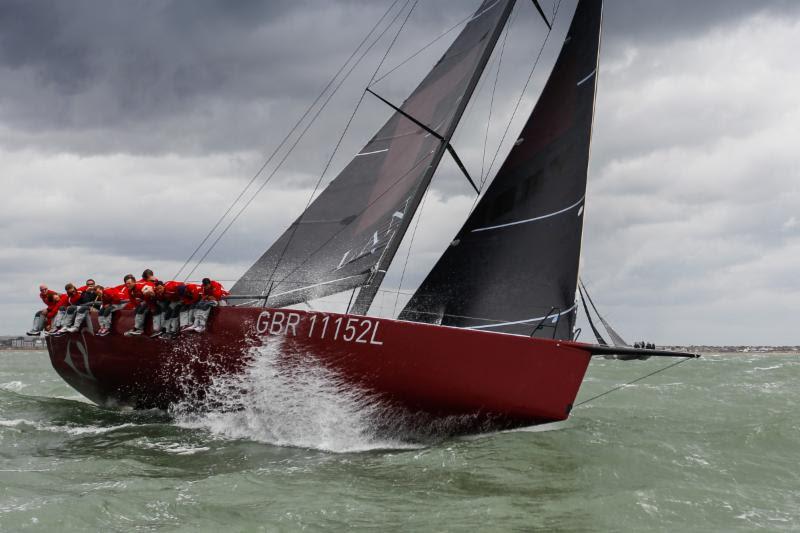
left=46, top=307, right=592, bottom=428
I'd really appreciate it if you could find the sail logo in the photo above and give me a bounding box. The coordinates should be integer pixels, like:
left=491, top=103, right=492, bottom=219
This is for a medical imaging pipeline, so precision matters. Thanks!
left=64, top=333, right=96, bottom=381
left=335, top=204, right=407, bottom=271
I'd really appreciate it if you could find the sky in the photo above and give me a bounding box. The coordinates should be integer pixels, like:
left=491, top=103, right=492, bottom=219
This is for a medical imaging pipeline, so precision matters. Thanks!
left=1, top=0, right=799, bottom=345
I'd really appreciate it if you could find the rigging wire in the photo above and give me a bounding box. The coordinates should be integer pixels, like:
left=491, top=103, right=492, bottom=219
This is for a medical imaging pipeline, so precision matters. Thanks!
left=574, top=357, right=694, bottom=408
left=182, top=0, right=413, bottom=282
left=479, top=8, right=515, bottom=185
left=172, top=0, right=403, bottom=281
left=370, top=0, right=501, bottom=86
left=481, top=0, right=565, bottom=195
left=264, top=0, right=419, bottom=296
left=392, top=180, right=432, bottom=316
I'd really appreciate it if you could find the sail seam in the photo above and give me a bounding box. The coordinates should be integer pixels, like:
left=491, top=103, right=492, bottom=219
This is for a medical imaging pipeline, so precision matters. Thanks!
left=465, top=303, right=577, bottom=330
left=471, top=194, right=585, bottom=232
left=355, top=148, right=389, bottom=157
left=577, top=69, right=596, bottom=86
left=270, top=274, right=369, bottom=298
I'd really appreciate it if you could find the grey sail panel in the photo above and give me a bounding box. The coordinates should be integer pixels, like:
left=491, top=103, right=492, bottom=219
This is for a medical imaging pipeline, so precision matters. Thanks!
left=601, top=319, right=629, bottom=348
left=231, top=0, right=516, bottom=307
left=400, top=0, right=603, bottom=339
left=581, top=279, right=629, bottom=347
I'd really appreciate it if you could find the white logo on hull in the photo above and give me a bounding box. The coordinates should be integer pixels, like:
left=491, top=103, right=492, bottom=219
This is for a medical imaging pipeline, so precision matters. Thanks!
left=64, top=333, right=96, bottom=381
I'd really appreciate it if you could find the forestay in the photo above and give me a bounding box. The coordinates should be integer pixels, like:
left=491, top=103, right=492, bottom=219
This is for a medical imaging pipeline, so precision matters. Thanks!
left=400, top=0, right=603, bottom=339
left=231, top=0, right=516, bottom=308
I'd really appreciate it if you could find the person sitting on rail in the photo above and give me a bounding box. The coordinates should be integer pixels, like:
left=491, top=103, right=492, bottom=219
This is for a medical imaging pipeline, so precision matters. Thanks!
left=188, top=278, right=229, bottom=333
left=50, top=282, right=85, bottom=335
left=121, top=273, right=146, bottom=336
left=177, top=283, right=203, bottom=332
left=151, top=280, right=184, bottom=338
left=125, top=284, right=158, bottom=336
left=45, top=288, right=70, bottom=335
left=62, top=280, right=102, bottom=333
left=97, top=284, right=131, bottom=336
left=27, top=284, right=59, bottom=336
left=141, top=269, right=158, bottom=284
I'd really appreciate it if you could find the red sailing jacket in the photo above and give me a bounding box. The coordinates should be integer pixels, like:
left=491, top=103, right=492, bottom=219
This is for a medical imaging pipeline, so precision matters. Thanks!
left=202, top=280, right=229, bottom=301
left=39, top=289, right=58, bottom=307
left=140, top=287, right=158, bottom=311
left=101, top=285, right=128, bottom=307
left=127, top=281, right=154, bottom=307
left=47, top=294, right=68, bottom=319
left=66, top=289, right=83, bottom=306
left=181, top=284, right=203, bottom=306
left=161, top=281, right=183, bottom=302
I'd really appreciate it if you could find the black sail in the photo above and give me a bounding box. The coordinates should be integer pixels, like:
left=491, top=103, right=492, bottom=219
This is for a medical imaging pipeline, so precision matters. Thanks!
left=231, top=0, right=516, bottom=307
left=400, top=0, right=603, bottom=339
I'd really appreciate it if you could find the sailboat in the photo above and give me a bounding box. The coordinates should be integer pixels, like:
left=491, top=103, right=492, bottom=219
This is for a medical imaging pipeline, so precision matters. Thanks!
left=46, top=0, right=697, bottom=431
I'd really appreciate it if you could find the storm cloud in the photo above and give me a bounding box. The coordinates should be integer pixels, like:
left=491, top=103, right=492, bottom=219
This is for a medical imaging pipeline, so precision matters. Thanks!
left=1, top=0, right=799, bottom=344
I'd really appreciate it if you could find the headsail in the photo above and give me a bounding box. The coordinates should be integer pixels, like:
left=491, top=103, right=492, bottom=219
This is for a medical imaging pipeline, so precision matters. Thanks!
left=400, top=0, right=603, bottom=339
left=578, top=283, right=608, bottom=345
left=231, top=0, right=516, bottom=307
left=580, top=279, right=629, bottom=347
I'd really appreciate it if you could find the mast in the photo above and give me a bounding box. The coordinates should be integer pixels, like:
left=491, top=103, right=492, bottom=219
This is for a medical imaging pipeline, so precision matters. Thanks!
left=349, top=0, right=517, bottom=315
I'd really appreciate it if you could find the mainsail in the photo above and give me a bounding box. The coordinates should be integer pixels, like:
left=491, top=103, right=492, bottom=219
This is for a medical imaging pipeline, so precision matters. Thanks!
left=400, top=0, right=603, bottom=339
left=231, top=0, right=516, bottom=307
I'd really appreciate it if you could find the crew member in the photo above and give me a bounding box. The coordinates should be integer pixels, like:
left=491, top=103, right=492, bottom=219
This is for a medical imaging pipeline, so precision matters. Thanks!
left=151, top=280, right=183, bottom=338
left=51, top=283, right=83, bottom=335
left=177, top=283, right=202, bottom=332
left=27, top=284, right=59, bottom=336
left=63, top=280, right=101, bottom=333
left=97, top=284, right=130, bottom=336
left=45, top=292, right=67, bottom=333
left=126, top=285, right=158, bottom=336
left=189, top=278, right=228, bottom=333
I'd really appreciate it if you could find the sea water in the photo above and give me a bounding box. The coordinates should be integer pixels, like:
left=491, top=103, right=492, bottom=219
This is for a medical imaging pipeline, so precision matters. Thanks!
left=1, top=349, right=798, bottom=531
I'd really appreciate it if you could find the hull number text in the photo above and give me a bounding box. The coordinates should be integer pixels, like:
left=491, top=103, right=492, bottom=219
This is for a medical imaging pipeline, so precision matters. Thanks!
left=256, top=311, right=384, bottom=345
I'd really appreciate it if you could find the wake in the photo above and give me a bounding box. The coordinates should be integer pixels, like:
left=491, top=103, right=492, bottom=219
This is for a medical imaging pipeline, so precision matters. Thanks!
left=170, top=342, right=420, bottom=452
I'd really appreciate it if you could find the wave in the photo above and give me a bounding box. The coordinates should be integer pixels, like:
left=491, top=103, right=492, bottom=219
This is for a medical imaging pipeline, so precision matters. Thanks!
left=0, top=418, right=136, bottom=435
left=169, top=340, right=484, bottom=452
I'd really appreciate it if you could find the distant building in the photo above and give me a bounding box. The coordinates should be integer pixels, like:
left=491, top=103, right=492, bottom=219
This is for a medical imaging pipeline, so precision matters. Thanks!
left=7, top=337, right=45, bottom=349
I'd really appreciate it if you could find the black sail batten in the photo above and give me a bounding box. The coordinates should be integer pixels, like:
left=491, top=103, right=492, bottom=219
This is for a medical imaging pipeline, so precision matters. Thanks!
left=400, top=0, right=603, bottom=339
left=580, top=279, right=629, bottom=347
left=231, top=0, right=516, bottom=308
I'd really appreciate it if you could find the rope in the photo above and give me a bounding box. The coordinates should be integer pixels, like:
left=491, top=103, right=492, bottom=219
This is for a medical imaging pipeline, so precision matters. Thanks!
left=172, top=0, right=403, bottom=281
left=182, top=0, right=411, bottom=281
left=574, top=357, right=694, bottom=408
